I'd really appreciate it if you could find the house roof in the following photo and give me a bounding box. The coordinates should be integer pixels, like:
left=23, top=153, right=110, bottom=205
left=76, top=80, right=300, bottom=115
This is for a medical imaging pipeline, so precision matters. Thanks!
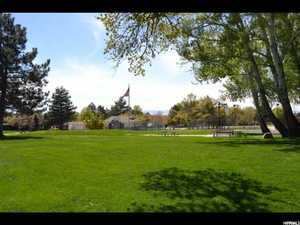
left=105, top=115, right=139, bottom=124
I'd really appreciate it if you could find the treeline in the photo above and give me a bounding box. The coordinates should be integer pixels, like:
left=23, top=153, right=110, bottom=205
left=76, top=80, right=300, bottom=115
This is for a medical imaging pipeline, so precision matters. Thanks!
left=4, top=86, right=76, bottom=131
left=3, top=86, right=170, bottom=131
left=75, top=98, right=168, bottom=129
left=5, top=88, right=295, bottom=131
left=168, top=94, right=258, bottom=128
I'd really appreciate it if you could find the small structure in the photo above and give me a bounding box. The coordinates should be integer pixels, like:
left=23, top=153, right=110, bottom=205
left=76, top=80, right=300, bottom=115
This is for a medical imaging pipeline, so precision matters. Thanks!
left=105, top=115, right=141, bottom=129
left=108, top=120, right=124, bottom=129
left=66, top=122, right=86, bottom=130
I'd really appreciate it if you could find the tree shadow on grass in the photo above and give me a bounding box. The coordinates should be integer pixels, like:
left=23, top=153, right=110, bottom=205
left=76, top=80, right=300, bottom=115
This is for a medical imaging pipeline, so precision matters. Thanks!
left=0, top=135, right=43, bottom=140
left=275, top=146, right=300, bottom=153
left=129, top=168, right=288, bottom=212
left=196, top=138, right=300, bottom=150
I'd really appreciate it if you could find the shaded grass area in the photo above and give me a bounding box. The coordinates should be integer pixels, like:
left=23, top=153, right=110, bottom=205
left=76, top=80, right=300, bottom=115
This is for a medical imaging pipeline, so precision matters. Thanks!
left=129, top=168, right=287, bottom=212
left=0, top=135, right=43, bottom=140
left=0, top=130, right=300, bottom=212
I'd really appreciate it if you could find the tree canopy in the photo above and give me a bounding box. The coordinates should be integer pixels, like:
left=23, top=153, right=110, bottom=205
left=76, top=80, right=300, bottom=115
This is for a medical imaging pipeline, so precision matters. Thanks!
left=0, top=13, right=50, bottom=136
left=99, top=13, right=300, bottom=137
left=48, top=87, right=76, bottom=129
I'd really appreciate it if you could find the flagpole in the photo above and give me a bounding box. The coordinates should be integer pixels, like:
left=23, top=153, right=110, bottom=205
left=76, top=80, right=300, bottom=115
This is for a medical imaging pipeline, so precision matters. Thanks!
left=128, top=84, right=130, bottom=110
left=128, top=84, right=131, bottom=129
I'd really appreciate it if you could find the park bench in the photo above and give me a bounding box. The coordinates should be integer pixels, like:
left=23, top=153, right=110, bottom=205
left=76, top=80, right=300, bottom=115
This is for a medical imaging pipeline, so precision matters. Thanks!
left=161, top=131, right=177, bottom=136
left=213, top=129, right=234, bottom=137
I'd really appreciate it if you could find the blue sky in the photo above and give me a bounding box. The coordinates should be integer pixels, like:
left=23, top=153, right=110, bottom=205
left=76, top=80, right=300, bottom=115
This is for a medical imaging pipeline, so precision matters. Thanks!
left=13, top=13, right=291, bottom=113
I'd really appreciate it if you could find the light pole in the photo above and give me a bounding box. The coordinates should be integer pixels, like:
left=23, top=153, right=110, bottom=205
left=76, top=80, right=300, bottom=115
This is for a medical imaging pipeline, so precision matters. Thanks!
left=233, top=104, right=238, bottom=126
left=216, top=102, right=227, bottom=129
left=217, top=102, right=221, bottom=129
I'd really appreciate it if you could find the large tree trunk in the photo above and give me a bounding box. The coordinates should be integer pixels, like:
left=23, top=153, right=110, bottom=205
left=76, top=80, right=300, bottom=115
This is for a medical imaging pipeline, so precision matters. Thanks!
left=250, top=62, right=289, bottom=137
left=265, top=14, right=300, bottom=137
left=0, top=72, right=7, bottom=137
left=249, top=80, right=271, bottom=134
left=236, top=13, right=289, bottom=137
left=0, top=108, right=4, bottom=137
left=245, top=44, right=289, bottom=137
left=257, top=113, right=270, bottom=134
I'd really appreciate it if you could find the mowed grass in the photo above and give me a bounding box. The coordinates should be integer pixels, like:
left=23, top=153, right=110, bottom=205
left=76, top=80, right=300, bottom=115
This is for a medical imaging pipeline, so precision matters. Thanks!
left=0, top=129, right=300, bottom=212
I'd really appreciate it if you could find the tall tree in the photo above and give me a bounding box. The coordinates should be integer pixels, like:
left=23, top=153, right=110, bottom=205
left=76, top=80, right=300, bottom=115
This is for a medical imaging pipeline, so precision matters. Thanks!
left=48, top=87, right=76, bottom=129
left=100, top=13, right=300, bottom=137
left=109, top=97, right=130, bottom=116
left=80, top=107, right=104, bottom=129
left=96, top=104, right=108, bottom=118
left=221, top=71, right=271, bottom=133
left=131, top=105, right=144, bottom=115
left=87, top=102, right=96, bottom=113
left=0, top=13, right=50, bottom=137
left=257, top=13, right=300, bottom=136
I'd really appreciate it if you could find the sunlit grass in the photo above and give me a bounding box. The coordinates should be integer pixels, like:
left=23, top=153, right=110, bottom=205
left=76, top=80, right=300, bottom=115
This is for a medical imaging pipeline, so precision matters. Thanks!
left=0, top=130, right=299, bottom=212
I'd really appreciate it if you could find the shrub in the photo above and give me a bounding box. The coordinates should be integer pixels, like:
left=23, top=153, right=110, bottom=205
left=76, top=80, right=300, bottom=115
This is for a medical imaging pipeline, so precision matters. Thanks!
left=79, top=107, right=104, bottom=129
left=84, top=117, right=104, bottom=129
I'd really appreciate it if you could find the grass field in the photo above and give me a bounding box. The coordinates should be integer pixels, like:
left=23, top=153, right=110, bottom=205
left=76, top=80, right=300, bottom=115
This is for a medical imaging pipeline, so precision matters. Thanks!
left=0, top=129, right=299, bottom=212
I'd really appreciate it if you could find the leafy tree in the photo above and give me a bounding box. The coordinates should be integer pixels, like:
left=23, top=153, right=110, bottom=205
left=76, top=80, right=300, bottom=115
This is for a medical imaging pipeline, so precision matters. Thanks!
left=0, top=13, right=50, bottom=136
left=256, top=14, right=300, bottom=136
left=135, top=113, right=151, bottom=127
left=48, top=87, right=77, bottom=129
left=99, top=13, right=182, bottom=76
left=100, top=12, right=300, bottom=137
left=237, top=107, right=257, bottom=126
left=192, top=96, right=218, bottom=128
left=175, top=13, right=290, bottom=136
left=150, top=112, right=167, bottom=128
left=168, top=103, right=182, bottom=126
left=131, top=105, right=143, bottom=115
left=80, top=107, right=94, bottom=122
left=6, top=114, right=35, bottom=131
left=96, top=104, right=108, bottom=118
left=80, top=107, right=104, bottom=129
left=168, top=95, right=218, bottom=127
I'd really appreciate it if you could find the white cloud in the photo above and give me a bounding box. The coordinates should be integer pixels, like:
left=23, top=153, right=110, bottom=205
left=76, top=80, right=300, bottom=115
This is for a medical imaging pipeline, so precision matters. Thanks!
left=155, top=50, right=183, bottom=74
left=77, top=13, right=106, bottom=58
left=46, top=56, right=254, bottom=113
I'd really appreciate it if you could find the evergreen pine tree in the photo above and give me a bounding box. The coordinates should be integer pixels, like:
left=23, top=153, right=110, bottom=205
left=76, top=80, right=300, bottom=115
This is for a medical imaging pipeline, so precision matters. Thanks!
left=109, top=97, right=130, bottom=116
left=87, top=102, right=96, bottom=113
left=96, top=105, right=108, bottom=118
left=0, top=13, right=50, bottom=137
left=48, top=87, right=76, bottom=129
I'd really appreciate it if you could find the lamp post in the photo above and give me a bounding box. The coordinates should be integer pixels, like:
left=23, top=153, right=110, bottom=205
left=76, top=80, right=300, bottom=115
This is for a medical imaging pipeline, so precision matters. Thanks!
left=223, top=103, right=228, bottom=128
left=217, top=102, right=221, bottom=129
left=233, top=104, right=238, bottom=126
left=216, top=101, right=227, bottom=129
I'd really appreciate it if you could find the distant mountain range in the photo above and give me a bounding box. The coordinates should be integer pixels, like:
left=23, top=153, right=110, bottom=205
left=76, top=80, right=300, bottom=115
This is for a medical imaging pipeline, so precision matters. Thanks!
left=144, top=110, right=169, bottom=115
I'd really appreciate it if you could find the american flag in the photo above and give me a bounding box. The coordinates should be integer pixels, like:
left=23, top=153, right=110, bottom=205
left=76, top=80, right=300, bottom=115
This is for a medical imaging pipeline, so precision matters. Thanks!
left=121, top=87, right=130, bottom=98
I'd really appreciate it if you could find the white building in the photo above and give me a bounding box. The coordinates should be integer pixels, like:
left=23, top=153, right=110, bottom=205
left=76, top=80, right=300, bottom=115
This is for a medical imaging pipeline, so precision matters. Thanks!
left=67, top=122, right=87, bottom=130
left=105, top=115, right=141, bottom=129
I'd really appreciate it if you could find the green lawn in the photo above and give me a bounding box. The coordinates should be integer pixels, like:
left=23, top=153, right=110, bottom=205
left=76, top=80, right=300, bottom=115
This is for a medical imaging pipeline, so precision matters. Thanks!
left=0, top=129, right=299, bottom=212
